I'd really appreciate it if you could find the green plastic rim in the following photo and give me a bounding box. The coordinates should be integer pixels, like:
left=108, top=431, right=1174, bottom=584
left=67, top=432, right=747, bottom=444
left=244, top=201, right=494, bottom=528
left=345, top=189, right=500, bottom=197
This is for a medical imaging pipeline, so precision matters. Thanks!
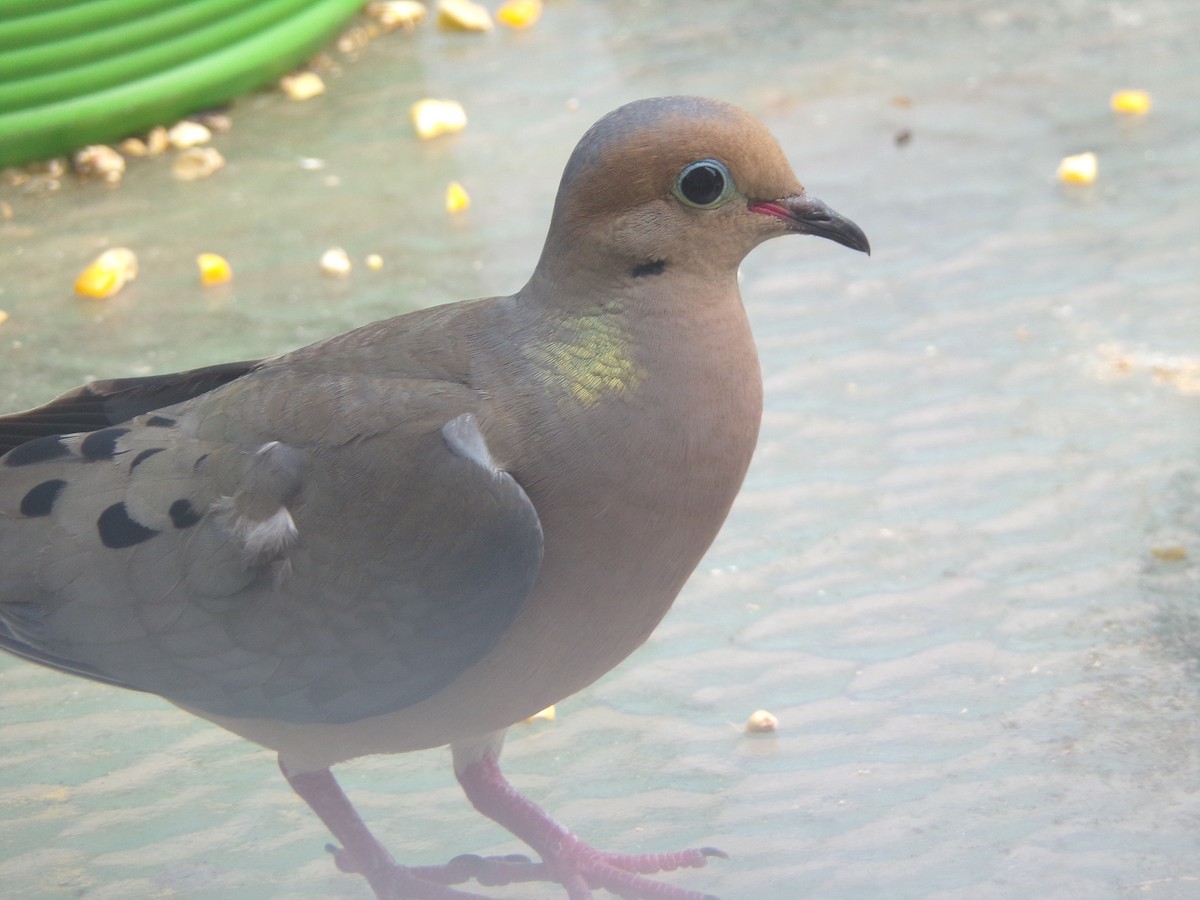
left=0, top=0, right=365, bottom=168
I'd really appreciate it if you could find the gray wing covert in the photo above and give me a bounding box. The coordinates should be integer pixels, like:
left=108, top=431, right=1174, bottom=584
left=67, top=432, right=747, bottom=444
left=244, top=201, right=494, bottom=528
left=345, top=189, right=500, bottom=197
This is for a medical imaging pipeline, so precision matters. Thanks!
left=0, top=372, right=543, bottom=726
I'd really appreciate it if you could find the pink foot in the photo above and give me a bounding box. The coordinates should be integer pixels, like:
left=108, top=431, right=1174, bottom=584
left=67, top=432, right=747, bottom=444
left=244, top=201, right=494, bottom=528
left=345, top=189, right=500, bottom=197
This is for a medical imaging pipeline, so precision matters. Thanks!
left=281, top=756, right=724, bottom=899
left=283, top=763, right=498, bottom=899
left=456, top=752, right=723, bottom=900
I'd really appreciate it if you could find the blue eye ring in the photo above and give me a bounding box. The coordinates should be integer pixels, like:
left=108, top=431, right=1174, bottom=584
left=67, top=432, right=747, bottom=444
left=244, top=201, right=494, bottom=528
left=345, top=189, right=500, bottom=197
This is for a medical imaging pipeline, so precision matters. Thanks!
left=673, top=159, right=735, bottom=209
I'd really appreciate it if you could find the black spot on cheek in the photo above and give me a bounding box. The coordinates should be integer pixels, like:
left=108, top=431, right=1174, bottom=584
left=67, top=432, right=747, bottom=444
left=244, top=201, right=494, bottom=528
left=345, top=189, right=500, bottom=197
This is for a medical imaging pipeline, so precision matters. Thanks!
left=97, top=502, right=159, bottom=548
left=130, top=447, right=166, bottom=471
left=630, top=259, right=667, bottom=278
left=20, top=479, right=67, bottom=517
left=81, top=427, right=131, bottom=461
left=4, top=435, right=70, bottom=467
left=145, top=415, right=176, bottom=427
left=169, top=498, right=202, bottom=529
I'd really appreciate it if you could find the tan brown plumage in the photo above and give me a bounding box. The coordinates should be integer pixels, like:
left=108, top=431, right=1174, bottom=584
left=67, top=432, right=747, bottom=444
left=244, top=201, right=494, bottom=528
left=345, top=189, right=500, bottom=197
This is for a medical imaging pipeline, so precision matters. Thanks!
left=0, top=96, right=868, bottom=899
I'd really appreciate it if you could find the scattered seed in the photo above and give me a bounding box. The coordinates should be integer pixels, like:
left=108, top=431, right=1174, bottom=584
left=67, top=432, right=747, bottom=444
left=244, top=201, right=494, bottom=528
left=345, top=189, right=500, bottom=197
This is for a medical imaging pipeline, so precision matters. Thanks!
left=74, top=248, right=138, bottom=299
left=367, top=1, right=427, bottom=31
left=497, top=0, right=542, bottom=29
left=445, top=181, right=470, bottom=213
left=145, top=127, right=170, bottom=156
left=173, top=147, right=225, bottom=181
left=745, top=709, right=779, bottom=734
left=1057, top=151, right=1097, bottom=185
left=437, top=0, right=492, bottom=31
left=1110, top=89, right=1151, bottom=115
left=72, top=145, right=125, bottom=183
left=1152, top=546, right=1188, bottom=561
left=411, top=99, right=467, bottom=139
left=118, top=137, right=149, bottom=157
left=320, top=247, right=352, bottom=277
left=197, top=253, right=233, bottom=286
left=280, top=71, right=327, bottom=101
left=167, top=120, right=212, bottom=149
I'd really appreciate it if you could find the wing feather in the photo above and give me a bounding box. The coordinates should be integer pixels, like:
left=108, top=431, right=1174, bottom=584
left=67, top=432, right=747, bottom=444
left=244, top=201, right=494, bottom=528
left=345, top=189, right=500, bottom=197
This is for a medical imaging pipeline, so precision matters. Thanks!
left=0, top=369, right=542, bottom=726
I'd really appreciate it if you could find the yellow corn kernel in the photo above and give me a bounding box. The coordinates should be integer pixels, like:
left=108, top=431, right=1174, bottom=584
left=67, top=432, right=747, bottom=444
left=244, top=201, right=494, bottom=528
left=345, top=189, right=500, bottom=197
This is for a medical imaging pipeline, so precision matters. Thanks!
left=197, top=253, right=232, bottom=286
left=74, top=247, right=137, bottom=299
left=497, top=0, right=542, bottom=29
left=445, top=181, right=470, bottom=213
left=1110, top=89, right=1151, bottom=115
left=0, top=309, right=8, bottom=327
left=1056, top=151, right=1097, bottom=185
left=437, top=0, right=492, bottom=31
left=365, top=253, right=384, bottom=271
left=411, top=99, right=467, bottom=139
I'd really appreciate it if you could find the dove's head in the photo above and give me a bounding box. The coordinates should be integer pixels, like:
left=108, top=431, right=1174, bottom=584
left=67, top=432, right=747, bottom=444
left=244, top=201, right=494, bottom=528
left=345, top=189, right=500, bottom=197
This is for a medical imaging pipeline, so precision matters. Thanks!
left=535, top=95, right=869, bottom=288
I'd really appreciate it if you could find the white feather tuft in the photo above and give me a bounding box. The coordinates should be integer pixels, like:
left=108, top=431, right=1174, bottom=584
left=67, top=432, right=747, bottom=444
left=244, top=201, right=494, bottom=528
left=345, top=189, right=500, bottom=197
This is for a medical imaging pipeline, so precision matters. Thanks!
left=238, top=506, right=298, bottom=557
left=442, top=413, right=499, bottom=476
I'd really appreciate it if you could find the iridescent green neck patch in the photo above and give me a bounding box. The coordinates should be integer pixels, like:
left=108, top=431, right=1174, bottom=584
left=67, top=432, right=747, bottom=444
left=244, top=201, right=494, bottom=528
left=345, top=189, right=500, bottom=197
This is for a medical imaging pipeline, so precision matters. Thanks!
left=523, top=306, right=646, bottom=409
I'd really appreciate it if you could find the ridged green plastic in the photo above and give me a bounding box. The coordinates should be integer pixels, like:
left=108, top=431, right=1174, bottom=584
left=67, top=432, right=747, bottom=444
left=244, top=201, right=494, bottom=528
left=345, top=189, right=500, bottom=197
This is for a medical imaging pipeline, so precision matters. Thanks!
left=0, top=0, right=363, bottom=168
left=1, top=0, right=274, bottom=83
left=0, top=0, right=195, bottom=50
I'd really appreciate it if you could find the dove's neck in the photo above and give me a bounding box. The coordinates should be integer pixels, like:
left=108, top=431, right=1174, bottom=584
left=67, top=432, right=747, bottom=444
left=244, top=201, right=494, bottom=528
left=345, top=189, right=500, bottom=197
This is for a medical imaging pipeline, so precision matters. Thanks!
left=464, top=266, right=762, bottom=705
left=512, top=262, right=760, bottom=417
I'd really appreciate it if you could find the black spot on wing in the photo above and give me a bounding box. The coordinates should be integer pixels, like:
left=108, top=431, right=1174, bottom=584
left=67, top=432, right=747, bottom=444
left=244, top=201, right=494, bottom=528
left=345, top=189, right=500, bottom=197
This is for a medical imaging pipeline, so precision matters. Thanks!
left=130, top=447, right=165, bottom=471
left=97, top=502, right=159, bottom=548
left=4, top=435, right=69, bottom=467
left=20, top=479, right=66, bottom=517
left=630, top=259, right=667, bottom=278
left=193, top=453, right=208, bottom=472
left=145, top=415, right=175, bottom=427
left=169, top=498, right=202, bottom=529
left=80, top=427, right=130, bottom=460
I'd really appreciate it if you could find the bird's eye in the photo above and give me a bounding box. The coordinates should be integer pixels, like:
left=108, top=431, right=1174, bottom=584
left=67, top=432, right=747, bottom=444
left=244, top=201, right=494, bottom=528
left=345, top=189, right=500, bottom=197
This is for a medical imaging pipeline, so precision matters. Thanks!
left=673, top=160, right=735, bottom=209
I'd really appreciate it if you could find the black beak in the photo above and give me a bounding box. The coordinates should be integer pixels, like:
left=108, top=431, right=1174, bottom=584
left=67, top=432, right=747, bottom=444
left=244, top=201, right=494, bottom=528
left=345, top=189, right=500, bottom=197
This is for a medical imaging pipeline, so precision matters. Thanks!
left=752, top=194, right=871, bottom=255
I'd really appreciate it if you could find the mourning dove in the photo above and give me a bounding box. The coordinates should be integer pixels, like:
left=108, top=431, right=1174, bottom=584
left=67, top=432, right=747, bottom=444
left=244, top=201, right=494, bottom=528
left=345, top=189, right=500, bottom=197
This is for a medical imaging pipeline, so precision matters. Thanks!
left=0, top=96, right=868, bottom=899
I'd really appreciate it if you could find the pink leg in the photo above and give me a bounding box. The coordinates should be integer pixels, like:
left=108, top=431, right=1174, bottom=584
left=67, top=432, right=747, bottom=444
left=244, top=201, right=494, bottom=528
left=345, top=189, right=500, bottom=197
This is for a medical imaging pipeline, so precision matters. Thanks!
left=282, top=760, right=536, bottom=899
left=455, top=750, right=723, bottom=900
left=281, top=753, right=723, bottom=899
